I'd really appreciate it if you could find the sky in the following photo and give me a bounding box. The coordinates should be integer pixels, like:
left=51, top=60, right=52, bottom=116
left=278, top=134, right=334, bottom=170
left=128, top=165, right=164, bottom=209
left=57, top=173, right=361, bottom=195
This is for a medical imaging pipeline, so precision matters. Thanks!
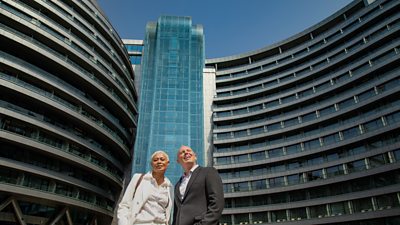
left=97, top=0, right=353, bottom=59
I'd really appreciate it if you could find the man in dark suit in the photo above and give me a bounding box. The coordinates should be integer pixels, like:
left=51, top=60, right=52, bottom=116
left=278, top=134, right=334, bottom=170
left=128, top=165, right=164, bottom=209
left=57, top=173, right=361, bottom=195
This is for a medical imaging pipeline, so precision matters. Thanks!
left=173, top=145, right=224, bottom=225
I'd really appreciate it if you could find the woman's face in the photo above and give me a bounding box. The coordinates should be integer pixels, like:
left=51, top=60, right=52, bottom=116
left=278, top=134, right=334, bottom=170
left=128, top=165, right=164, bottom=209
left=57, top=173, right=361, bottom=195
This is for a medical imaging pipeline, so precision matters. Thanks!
left=151, top=152, right=169, bottom=173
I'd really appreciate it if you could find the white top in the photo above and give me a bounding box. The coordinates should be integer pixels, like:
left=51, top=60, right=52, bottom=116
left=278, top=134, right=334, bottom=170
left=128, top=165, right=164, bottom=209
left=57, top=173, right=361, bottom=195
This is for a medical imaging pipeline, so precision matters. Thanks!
left=135, top=172, right=171, bottom=223
left=179, top=164, right=199, bottom=199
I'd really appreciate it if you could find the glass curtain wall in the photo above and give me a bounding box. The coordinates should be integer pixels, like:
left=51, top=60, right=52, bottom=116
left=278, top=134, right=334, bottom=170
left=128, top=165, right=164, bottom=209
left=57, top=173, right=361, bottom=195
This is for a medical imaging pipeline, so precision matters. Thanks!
left=134, top=16, right=205, bottom=183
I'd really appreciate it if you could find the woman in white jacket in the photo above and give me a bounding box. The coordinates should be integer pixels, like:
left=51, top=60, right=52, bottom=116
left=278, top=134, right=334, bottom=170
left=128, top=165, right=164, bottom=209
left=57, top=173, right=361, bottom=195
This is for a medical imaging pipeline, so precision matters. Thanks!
left=117, top=151, right=173, bottom=225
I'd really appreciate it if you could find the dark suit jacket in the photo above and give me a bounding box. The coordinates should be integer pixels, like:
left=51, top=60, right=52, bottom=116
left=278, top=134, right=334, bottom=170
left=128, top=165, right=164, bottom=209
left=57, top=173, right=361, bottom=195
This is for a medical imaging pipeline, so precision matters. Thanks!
left=173, top=166, right=224, bottom=225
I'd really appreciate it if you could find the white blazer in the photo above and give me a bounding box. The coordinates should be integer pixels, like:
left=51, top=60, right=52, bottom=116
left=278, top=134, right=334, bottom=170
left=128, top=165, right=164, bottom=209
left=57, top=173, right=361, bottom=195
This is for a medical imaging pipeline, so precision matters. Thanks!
left=117, top=173, right=173, bottom=225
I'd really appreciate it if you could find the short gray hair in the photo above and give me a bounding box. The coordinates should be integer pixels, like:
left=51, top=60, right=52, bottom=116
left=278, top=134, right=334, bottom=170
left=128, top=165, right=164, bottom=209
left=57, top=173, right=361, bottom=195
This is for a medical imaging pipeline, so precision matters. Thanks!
left=151, top=150, right=169, bottom=161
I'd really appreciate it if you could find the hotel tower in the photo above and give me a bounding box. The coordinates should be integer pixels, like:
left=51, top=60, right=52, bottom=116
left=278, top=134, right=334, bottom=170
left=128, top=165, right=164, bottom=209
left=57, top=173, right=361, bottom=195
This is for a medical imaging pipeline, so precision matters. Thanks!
left=207, top=0, right=400, bottom=224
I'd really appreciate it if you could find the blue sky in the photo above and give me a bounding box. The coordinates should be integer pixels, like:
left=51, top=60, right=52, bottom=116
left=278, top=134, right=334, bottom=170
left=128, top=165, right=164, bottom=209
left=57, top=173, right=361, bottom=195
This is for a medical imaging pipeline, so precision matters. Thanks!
left=97, top=0, right=352, bottom=59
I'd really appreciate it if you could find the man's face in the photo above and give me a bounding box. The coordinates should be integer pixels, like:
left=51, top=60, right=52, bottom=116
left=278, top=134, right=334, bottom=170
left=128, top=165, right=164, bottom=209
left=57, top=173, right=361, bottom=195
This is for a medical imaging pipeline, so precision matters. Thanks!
left=151, top=152, right=169, bottom=173
left=177, top=146, right=197, bottom=165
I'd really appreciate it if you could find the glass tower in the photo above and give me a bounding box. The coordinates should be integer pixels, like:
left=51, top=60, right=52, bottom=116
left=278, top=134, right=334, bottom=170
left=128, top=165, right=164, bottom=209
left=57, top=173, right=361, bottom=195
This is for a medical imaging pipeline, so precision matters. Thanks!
left=133, top=16, right=205, bottom=183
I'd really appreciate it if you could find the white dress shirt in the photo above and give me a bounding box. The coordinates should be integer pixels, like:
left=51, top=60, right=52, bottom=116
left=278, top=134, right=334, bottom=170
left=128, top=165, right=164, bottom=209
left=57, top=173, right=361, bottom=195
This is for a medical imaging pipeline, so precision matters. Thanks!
left=135, top=172, right=171, bottom=224
left=179, top=164, right=199, bottom=199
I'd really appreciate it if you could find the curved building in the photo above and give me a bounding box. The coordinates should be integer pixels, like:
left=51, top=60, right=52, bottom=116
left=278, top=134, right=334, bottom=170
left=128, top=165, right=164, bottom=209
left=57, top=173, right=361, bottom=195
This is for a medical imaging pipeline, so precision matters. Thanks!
left=0, top=0, right=138, bottom=224
left=206, top=0, right=400, bottom=224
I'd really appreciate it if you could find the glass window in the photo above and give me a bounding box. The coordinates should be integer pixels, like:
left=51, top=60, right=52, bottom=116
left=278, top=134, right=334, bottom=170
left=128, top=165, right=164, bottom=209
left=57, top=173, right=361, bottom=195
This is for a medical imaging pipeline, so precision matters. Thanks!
left=271, top=193, right=287, bottom=205
left=252, top=212, right=268, bottom=224
left=265, top=99, right=279, bottom=108
left=251, top=151, right=266, bottom=161
left=338, top=98, right=355, bottom=109
left=298, top=88, right=314, bottom=98
left=219, top=215, right=231, bottom=225
left=234, top=197, right=250, bottom=207
left=349, top=145, right=367, bottom=155
left=233, top=108, right=248, bottom=116
left=230, top=170, right=239, bottom=179
left=249, top=105, right=262, bottom=112
left=309, top=204, right=327, bottom=218
left=376, top=193, right=400, bottom=210
left=347, top=159, right=366, bottom=173
left=323, top=133, right=340, bottom=145
left=394, top=149, right=400, bottom=161
left=233, top=182, right=248, bottom=192
left=302, top=112, right=316, bottom=123
left=326, top=165, right=344, bottom=178
left=250, top=126, right=264, bottom=135
left=286, top=144, right=301, bottom=155
left=287, top=161, right=300, bottom=170
left=129, top=55, right=142, bottom=65
left=284, top=117, right=298, bottom=127
left=319, top=105, right=336, bottom=117
left=342, top=127, right=360, bottom=139
left=326, top=152, right=339, bottom=161
left=352, top=197, right=373, bottom=213
left=239, top=169, right=250, bottom=178
left=267, top=123, right=281, bottom=132
left=330, top=182, right=350, bottom=196
left=217, top=133, right=231, bottom=140
left=269, top=136, right=284, bottom=145
left=307, top=156, right=324, bottom=166
left=219, top=172, right=229, bottom=179
left=216, top=146, right=231, bottom=153
left=363, top=118, right=384, bottom=133
left=252, top=167, right=267, bottom=176
left=234, top=130, right=247, bottom=138
left=369, top=154, right=388, bottom=168
left=234, top=213, right=249, bottom=225
left=309, top=187, right=328, bottom=199
left=287, top=174, right=302, bottom=185
left=334, top=72, right=350, bottom=83
left=234, top=144, right=249, bottom=151
left=271, top=210, right=287, bottom=222
left=268, top=148, right=283, bottom=158
left=253, top=195, right=268, bottom=206
left=306, top=169, right=324, bottom=181
left=289, top=190, right=307, bottom=202
left=330, top=201, right=350, bottom=216
left=55, top=183, right=75, bottom=198
left=381, top=77, right=400, bottom=91
left=289, top=208, right=307, bottom=221
left=271, top=164, right=285, bottom=173
left=251, top=141, right=266, bottom=148
left=223, top=184, right=232, bottom=193
left=358, top=89, right=376, bottom=102
left=281, top=95, right=296, bottom=104
left=351, top=178, right=371, bottom=191
left=251, top=180, right=266, bottom=190
left=285, top=132, right=302, bottom=142
left=315, top=81, right=331, bottom=93
left=303, top=139, right=320, bottom=150
left=0, top=168, right=18, bottom=184
left=216, top=157, right=230, bottom=165
left=269, top=176, right=285, bottom=188
left=233, top=154, right=248, bottom=163
left=386, top=111, right=400, bottom=125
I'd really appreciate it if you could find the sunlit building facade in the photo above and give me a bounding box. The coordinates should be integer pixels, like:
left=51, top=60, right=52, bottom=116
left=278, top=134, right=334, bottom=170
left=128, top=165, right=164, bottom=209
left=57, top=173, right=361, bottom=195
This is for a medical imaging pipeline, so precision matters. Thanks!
left=132, top=16, right=205, bottom=183
left=0, top=0, right=138, bottom=224
left=206, top=0, right=400, bottom=224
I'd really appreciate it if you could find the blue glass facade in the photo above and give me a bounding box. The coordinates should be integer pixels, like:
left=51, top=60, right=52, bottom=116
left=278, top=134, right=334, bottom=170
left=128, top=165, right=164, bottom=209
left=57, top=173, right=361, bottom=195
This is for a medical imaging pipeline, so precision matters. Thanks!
left=133, top=16, right=205, bottom=183
left=125, top=43, right=143, bottom=65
